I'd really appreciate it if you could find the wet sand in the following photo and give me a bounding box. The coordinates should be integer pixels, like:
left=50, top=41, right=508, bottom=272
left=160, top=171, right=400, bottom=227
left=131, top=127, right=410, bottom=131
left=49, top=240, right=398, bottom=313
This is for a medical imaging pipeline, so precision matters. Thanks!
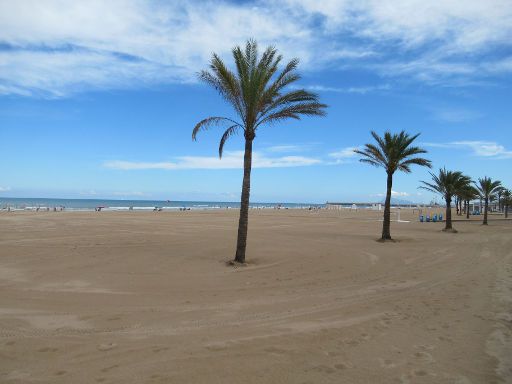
left=0, top=209, right=511, bottom=383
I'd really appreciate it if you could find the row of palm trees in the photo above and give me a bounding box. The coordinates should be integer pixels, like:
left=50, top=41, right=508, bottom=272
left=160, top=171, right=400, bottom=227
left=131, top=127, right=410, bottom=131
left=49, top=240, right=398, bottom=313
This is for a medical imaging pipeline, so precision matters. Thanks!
left=420, top=172, right=507, bottom=231
left=193, top=40, right=509, bottom=263
left=354, top=133, right=509, bottom=239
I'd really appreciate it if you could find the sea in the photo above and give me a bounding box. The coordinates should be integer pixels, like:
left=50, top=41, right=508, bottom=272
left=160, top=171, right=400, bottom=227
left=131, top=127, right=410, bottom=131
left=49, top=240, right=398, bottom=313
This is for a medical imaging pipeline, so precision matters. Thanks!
left=0, top=197, right=324, bottom=211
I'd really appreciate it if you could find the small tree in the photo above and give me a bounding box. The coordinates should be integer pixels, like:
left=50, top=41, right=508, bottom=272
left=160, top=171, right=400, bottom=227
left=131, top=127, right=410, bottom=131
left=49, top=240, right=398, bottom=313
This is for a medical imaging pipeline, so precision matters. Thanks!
left=355, top=131, right=431, bottom=240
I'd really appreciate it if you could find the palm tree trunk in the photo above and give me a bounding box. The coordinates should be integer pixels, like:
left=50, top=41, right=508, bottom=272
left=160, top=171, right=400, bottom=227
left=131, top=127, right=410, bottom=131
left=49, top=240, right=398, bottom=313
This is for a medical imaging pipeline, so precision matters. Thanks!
left=506, top=204, right=509, bottom=218
left=466, top=200, right=470, bottom=219
left=483, top=197, right=489, bottom=225
left=444, top=196, right=453, bottom=230
left=234, top=138, right=253, bottom=263
left=455, top=197, right=459, bottom=215
left=381, top=172, right=393, bottom=240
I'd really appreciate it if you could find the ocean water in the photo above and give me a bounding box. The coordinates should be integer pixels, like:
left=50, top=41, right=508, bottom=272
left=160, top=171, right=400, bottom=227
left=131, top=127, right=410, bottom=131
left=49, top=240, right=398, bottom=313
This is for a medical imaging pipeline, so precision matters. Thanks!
left=0, top=197, right=323, bottom=211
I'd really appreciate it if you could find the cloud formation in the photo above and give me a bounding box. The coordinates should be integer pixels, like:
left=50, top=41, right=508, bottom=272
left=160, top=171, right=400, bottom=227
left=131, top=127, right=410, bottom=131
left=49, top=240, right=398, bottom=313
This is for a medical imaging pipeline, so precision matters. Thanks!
left=1, top=0, right=511, bottom=96
left=424, top=141, right=512, bottom=159
left=104, top=151, right=321, bottom=170
left=329, top=146, right=360, bottom=159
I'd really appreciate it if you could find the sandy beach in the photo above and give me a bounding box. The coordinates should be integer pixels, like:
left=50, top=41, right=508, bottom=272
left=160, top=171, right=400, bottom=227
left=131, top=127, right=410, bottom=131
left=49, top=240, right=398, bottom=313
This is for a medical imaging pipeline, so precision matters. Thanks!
left=0, top=209, right=511, bottom=383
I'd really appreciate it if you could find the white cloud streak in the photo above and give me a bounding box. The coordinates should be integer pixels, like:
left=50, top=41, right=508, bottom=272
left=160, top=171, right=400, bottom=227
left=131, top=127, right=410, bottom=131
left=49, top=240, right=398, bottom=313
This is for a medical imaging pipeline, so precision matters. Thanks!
left=0, top=0, right=511, bottom=96
left=329, top=146, right=360, bottom=159
left=432, top=108, right=483, bottom=123
left=265, top=144, right=314, bottom=153
left=305, top=84, right=390, bottom=94
left=423, top=141, right=512, bottom=159
left=104, top=151, right=321, bottom=170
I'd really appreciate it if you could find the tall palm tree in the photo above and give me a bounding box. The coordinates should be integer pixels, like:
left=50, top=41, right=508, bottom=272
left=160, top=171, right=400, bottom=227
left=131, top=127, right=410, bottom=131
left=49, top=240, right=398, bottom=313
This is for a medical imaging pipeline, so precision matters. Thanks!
left=476, top=177, right=502, bottom=225
left=420, top=168, right=471, bottom=232
left=502, top=189, right=511, bottom=218
left=193, top=40, right=327, bottom=263
left=355, top=131, right=431, bottom=240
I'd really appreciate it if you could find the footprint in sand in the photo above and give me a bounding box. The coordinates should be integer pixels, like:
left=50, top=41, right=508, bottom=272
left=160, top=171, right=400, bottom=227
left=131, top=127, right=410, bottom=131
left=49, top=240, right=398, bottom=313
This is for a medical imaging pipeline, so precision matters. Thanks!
left=378, top=358, right=397, bottom=368
left=415, top=344, right=435, bottom=351
left=101, top=364, right=119, bottom=373
left=334, top=362, right=352, bottom=370
left=306, top=365, right=337, bottom=374
left=152, top=346, right=170, bottom=353
left=97, top=342, right=117, bottom=351
left=437, top=335, right=453, bottom=342
left=264, top=346, right=287, bottom=354
left=413, top=370, right=429, bottom=377
left=413, top=351, right=434, bottom=364
left=37, top=346, right=58, bottom=352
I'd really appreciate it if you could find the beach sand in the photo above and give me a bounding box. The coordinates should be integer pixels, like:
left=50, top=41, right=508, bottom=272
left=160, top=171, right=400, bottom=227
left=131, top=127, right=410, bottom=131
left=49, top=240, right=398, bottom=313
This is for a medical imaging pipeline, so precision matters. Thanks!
left=0, top=209, right=511, bottom=383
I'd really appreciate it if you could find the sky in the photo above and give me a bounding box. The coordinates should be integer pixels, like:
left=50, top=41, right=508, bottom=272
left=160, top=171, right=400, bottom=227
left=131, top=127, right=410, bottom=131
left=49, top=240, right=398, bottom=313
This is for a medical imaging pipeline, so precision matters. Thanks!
left=0, top=0, right=511, bottom=203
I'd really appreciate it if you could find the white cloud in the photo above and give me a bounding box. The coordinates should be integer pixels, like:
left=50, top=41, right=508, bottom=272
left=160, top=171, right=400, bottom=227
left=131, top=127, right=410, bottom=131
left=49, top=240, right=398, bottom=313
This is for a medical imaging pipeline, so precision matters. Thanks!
left=431, top=108, right=483, bottom=123
left=453, top=141, right=512, bottom=158
left=0, top=186, right=11, bottom=192
left=329, top=146, right=360, bottom=159
left=423, top=140, right=512, bottom=159
left=265, top=144, right=313, bottom=153
left=79, top=190, right=98, bottom=196
left=0, top=0, right=512, bottom=97
left=327, top=146, right=361, bottom=165
left=0, top=0, right=511, bottom=96
left=373, top=190, right=410, bottom=198
left=391, top=190, right=409, bottom=197
left=111, top=191, right=149, bottom=197
left=305, top=84, right=390, bottom=94
left=104, top=151, right=321, bottom=170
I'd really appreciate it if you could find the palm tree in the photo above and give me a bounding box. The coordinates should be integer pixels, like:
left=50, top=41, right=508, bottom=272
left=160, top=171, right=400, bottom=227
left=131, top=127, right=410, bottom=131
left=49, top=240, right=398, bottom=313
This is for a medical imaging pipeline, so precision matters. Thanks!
left=420, top=168, right=471, bottom=232
left=459, top=185, right=479, bottom=219
left=475, top=177, right=502, bottom=225
left=193, top=40, right=327, bottom=263
left=496, top=186, right=505, bottom=212
left=355, top=131, right=431, bottom=240
left=502, top=189, right=511, bottom=218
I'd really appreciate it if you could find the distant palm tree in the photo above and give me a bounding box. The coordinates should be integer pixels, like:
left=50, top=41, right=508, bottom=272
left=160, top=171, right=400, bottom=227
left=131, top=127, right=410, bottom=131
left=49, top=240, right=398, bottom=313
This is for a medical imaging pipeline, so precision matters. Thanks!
left=502, top=189, right=511, bottom=218
left=495, top=186, right=505, bottom=212
left=420, top=168, right=471, bottom=232
left=193, top=40, right=327, bottom=263
left=459, top=185, right=479, bottom=219
left=475, top=177, right=502, bottom=225
left=355, top=131, right=431, bottom=240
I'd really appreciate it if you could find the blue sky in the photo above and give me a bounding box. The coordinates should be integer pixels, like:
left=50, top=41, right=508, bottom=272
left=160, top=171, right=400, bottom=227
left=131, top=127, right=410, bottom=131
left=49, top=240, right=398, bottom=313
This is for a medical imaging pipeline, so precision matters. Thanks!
left=1, top=0, right=511, bottom=203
